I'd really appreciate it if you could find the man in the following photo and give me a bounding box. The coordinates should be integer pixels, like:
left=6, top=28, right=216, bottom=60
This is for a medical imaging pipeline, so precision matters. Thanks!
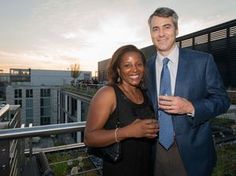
left=145, top=7, right=230, bottom=176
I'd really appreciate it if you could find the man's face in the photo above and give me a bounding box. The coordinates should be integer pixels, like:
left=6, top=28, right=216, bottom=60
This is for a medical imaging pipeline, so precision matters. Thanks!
left=149, top=16, right=178, bottom=56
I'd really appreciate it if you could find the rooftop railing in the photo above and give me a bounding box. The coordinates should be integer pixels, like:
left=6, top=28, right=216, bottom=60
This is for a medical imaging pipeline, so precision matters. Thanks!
left=0, top=121, right=103, bottom=176
left=0, top=122, right=86, bottom=140
left=1, top=103, right=236, bottom=176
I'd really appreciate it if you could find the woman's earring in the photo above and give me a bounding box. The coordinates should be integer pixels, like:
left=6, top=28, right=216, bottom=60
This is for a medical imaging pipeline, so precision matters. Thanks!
left=117, top=76, right=121, bottom=83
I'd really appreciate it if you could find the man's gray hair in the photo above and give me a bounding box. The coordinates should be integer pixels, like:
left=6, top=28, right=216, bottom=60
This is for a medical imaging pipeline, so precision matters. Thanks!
left=148, top=7, right=179, bottom=29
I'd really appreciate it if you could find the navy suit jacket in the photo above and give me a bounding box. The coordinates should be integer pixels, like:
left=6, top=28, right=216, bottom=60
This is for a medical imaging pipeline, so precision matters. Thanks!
left=146, top=48, right=230, bottom=176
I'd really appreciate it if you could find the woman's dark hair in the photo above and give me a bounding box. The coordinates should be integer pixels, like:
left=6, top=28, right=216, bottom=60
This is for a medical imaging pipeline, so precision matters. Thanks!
left=107, top=44, right=146, bottom=85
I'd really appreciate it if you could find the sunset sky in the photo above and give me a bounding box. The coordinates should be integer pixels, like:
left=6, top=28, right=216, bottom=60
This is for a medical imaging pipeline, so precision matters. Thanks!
left=0, top=0, right=235, bottom=74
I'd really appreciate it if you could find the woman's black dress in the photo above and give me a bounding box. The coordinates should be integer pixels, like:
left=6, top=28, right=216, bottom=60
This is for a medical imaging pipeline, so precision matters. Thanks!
left=103, top=85, right=155, bottom=176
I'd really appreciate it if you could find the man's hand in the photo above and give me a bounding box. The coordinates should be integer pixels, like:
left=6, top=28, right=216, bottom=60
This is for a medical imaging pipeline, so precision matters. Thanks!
left=158, top=95, right=194, bottom=115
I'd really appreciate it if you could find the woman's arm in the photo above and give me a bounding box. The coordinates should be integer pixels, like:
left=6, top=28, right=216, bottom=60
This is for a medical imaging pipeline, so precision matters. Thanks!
left=84, top=86, right=159, bottom=147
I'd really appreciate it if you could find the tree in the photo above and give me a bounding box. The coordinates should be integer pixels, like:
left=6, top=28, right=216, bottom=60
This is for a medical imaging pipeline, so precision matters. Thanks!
left=70, top=64, right=80, bottom=86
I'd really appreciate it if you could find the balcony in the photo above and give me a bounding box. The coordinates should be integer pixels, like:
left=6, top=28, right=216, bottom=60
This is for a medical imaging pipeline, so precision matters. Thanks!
left=1, top=103, right=236, bottom=176
left=0, top=120, right=103, bottom=176
left=0, top=104, right=102, bottom=176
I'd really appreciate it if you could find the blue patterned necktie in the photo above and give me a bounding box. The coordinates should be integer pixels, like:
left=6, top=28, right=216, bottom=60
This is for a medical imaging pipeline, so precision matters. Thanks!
left=159, top=58, right=174, bottom=149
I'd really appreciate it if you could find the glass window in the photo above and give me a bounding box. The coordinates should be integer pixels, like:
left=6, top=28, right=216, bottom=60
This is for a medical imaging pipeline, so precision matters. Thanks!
left=230, top=26, right=236, bottom=37
left=181, top=38, right=193, bottom=48
left=26, top=109, right=33, bottom=119
left=210, top=29, right=227, bottom=41
left=41, top=116, right=50, bottom=125
left=40, top=89, right=50, bottom=97
left=14, top=89, right=22, bottom=98
left=26, top=99, right=33, bottom=108
left=71, top=98, right=77, bottom=116
left=195, top=34, right=208, bottom=45
left=40, top=107, right=50, bottom=117
left=40, top=98, right=50, bottom=106
left=14, top=99, right=22, bottom=106
left=26, top=89, right=33, bottom=98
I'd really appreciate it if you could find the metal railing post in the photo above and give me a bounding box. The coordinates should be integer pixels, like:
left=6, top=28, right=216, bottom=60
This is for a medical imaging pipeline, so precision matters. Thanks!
left=29, top=123, right=33, bottom=159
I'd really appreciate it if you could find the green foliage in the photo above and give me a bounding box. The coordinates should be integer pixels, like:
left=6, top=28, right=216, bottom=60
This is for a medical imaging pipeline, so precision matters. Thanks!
left=51, top=163, right=68, bottom=176
left=211, top=118, right=235, bottom=128
left=47, top=152, right=72, bottom=163
left=231, top=99, right=236, bottom=105
left=54, top=141, right=66, bottom=146
left=212, top=145, right=236, bottom=176
left=46, top=149, right=101, bottom=176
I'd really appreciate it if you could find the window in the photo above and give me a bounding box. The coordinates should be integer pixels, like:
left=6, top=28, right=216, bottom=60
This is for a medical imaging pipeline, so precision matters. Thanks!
left=61, top=93, right=65, bottom=109
left=40, top=98, right=50, bottom=106
left=195, top=34, right=208, bottom=45
left=14, top=99, right=22, bottom=106
left=26, top=89, right=33, bottom=98
left=26, top=99, right=33, bottom=108
left=40, top=89, right=50, bottom=97
left=26, top=109, right=33, bottom=120
left=14, top=89, right=22, bottom=98
left=40, top=107, right=50, bottom=117
left=71, top=98, right=77, bottom=116
left=210, top=29, right=227, bottom=41
left=181, top=38, right=193, bottom=48
left=26, top=98, right=33, bottom=124
left=230, top=26, right=236, bottom=37
left=40, top=116, right=50, bottom=125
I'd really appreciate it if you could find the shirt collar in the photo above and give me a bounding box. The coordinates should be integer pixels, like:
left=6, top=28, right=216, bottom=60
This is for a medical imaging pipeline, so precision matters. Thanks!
left=156, top=44, right=179, bottom=64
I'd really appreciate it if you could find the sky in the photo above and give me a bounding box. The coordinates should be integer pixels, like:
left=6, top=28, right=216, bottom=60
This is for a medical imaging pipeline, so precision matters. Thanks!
left=0, top=0, right=235, bottom=75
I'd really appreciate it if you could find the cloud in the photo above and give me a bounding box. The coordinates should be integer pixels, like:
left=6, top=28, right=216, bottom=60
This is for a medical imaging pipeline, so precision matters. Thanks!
left=0, top=0, right=235, bottom=74
left=61, top=32, right=78, bottom=40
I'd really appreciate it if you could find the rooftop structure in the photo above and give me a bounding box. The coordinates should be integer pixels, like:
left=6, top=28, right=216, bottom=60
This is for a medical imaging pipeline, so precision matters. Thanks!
left=98, top=19, right=236, bottom=89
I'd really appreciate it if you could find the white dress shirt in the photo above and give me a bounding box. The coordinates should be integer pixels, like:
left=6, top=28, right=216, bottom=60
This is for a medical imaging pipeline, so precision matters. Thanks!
left=155, top=44, right=179, bottom=97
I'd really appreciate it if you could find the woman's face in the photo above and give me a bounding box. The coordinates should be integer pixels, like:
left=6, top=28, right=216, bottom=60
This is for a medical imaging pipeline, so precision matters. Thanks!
left=118, top=51, right=144, bottom=87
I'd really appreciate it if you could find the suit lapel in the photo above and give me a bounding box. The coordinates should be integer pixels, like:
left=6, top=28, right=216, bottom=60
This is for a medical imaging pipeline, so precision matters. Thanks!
left=147, top=55, right=158, bottom=112
left=174, top=49, right=188, bottom=96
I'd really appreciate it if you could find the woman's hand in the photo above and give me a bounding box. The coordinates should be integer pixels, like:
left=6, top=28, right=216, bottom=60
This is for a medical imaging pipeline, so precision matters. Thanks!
left=124, top=118, right=159, bottom=139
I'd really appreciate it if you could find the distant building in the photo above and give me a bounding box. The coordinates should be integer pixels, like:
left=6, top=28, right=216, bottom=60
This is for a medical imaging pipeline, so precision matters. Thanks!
left=6, top=85, right=58, bottom=126
left=0, top=73, right=10, bottom=101
left=6, top=68, right=92, bottom=126
left=9, top=68, right=92, bottom=86
left=0, top=73, right=10, bottom=83
left=98, top=59, right=110, bottom=83
left=58, top=88, right=91, bottom=142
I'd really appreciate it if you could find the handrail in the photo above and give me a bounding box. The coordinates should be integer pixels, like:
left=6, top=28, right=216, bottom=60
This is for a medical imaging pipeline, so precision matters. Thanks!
left=0, top=121, right=86, bottom=140
left=0, top=104, right=10, bottom=117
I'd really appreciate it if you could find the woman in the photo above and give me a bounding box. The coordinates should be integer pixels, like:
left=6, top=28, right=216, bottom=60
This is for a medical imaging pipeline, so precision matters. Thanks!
left=84, top=45, right=158, bottom=176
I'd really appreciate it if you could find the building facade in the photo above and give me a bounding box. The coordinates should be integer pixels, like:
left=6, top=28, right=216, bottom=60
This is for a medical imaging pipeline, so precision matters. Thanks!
left=6, top=85, right=59, bottom=126
left=58, top=89, right=91, bottom=142
left=97, top=58, right=110, bottom=83
left=6, top=68, right=92, bottom=126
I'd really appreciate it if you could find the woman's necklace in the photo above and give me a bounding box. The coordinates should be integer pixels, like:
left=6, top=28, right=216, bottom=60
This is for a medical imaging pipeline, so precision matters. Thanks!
left=119, top=85, right=143, bottom=104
